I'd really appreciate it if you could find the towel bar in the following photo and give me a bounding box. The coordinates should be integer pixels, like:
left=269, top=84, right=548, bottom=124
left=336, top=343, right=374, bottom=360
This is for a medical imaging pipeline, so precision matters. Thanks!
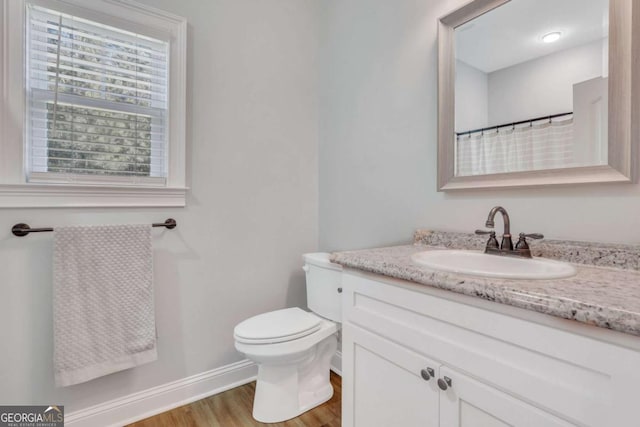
left=11, top=218, right=177, bottom=237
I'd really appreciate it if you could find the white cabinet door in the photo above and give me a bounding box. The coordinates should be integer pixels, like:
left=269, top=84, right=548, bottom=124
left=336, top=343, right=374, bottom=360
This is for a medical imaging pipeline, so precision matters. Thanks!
left=345, top=324, right=439, bottom=427
left=438, top=366, right=575, bottom=427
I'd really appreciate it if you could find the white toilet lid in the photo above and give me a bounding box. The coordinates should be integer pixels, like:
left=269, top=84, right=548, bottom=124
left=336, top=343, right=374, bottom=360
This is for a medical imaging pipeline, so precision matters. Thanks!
left=234, top=307, right=322, bottom=344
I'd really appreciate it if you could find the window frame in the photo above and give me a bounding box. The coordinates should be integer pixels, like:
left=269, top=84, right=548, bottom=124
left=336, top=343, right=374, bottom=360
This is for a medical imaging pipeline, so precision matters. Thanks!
left=0, top=0, right=187, bottom=207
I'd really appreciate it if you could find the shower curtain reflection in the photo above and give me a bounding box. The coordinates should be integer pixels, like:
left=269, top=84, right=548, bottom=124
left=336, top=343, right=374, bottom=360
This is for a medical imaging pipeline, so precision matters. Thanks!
left=455, top=118, right=574, bottom=176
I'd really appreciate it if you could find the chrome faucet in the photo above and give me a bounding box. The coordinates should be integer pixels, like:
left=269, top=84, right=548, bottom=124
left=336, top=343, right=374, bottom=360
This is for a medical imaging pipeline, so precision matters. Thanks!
left=475, top=206, right=543, bottom=258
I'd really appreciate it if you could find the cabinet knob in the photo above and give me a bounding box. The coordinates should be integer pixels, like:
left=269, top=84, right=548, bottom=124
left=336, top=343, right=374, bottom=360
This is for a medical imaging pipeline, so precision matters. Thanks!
left=420, top=367, right=434, bottom=381
left=437, top=376, right=452, bottom=391
left=337, top=287, right=343, bottom=293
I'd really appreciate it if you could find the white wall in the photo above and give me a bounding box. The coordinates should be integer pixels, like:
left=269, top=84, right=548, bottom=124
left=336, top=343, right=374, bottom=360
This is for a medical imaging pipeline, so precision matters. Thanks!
left=0, top=0, right=319, bottom=413
left=455, top=60, right=489, bottom=133
left=319, top=0, right=444, bottom=250
left=319, top=0, right=640, bottom=251
left=488, top=39, right=604, bottom=125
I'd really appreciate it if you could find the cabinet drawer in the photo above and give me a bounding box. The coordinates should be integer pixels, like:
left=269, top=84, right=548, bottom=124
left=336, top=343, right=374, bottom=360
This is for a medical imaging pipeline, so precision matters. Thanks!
left=342, top=272, right=640, bottom=426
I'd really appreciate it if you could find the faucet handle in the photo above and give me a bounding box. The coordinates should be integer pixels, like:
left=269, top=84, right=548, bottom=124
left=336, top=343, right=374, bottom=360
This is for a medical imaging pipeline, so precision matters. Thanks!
left=515, top=232, right=544, bottom=254
left=519, top=232, right=544, bottom=240
left=475, top=230, right=499, bottom=250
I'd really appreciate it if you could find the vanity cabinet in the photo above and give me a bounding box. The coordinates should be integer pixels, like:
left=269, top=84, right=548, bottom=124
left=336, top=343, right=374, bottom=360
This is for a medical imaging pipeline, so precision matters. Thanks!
left=341, top=271, right=640, bottom=427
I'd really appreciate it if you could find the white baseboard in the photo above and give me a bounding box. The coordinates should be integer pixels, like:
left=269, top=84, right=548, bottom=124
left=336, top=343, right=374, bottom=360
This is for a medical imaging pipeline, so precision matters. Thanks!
left=331, top=350, right=342, bottom=376
left=65, top=359, right=258, bottom=427
left=67, top=351, right=342, bottom=427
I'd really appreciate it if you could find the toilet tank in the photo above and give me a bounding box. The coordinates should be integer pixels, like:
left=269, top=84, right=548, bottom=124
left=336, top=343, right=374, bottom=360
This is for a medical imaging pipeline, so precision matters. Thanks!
left=302, top=253, right=342, bottom=322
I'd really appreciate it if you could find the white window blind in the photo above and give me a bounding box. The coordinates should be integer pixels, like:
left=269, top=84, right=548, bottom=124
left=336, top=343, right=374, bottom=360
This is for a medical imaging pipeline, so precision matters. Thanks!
left=26, top=4, right=169, bottom=184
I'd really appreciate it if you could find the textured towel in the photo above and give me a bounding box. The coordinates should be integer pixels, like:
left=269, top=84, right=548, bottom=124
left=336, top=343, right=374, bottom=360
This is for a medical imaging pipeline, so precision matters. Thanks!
left=53, top=224, right=157, bottom=387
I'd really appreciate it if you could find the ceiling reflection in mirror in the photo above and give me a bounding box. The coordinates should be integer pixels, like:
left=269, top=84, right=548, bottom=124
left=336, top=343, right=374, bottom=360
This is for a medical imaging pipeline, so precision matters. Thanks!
left=454, top=0, right=609, bottom=177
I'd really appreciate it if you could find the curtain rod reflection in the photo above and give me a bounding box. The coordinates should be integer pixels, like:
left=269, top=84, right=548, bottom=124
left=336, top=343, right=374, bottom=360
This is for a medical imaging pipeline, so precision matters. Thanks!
left=456, top=112, right=573, bottom=137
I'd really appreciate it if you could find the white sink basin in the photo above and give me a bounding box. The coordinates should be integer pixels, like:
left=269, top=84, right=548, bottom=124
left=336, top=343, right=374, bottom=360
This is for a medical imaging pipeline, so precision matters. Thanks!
left=411, top=250, right=577, bottom=280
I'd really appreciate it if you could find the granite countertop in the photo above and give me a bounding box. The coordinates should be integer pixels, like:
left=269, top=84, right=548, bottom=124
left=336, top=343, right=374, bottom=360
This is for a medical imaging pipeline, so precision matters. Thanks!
left=330, top=230, right=640, bottom=337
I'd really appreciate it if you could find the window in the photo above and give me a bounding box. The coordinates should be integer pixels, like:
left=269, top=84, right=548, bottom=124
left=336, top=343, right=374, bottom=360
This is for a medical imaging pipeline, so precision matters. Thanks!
left=27, top=6, right=169, bottom=183
left=0, top=0, right=187, bottom=207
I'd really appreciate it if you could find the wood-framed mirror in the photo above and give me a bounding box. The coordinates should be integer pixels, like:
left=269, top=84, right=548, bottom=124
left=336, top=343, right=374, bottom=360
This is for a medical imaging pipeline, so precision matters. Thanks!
left=437, top=0, right=639, bottom=191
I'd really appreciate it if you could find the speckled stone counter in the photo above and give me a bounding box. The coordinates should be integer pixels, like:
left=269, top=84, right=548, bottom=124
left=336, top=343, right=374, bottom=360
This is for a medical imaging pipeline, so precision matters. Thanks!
left=330, top=230, right=640, bottom=337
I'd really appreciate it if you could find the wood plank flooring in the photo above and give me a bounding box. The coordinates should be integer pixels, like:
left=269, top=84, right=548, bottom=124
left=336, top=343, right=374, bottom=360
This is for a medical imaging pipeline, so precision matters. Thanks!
left=128, top=372, right=341, bottom=427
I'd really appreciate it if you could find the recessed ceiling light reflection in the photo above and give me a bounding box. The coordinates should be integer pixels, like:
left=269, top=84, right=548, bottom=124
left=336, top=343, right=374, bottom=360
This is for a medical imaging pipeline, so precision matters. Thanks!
left=542, top=32, right=561, bottom=43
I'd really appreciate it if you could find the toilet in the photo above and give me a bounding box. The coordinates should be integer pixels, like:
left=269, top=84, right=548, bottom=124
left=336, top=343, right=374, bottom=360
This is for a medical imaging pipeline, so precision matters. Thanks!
left=233, top=253, right=342, bottom=423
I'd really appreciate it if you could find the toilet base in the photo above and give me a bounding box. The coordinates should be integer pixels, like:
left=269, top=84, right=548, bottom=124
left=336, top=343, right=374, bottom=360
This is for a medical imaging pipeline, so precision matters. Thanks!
left=251, top=334, right=338, bottom=423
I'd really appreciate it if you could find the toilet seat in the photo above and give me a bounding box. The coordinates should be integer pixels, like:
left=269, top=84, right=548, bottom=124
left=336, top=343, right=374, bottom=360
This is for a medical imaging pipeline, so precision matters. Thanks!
left=234, top=307, right=322, bottom=344
left=235, top=318, right=337, bottom=361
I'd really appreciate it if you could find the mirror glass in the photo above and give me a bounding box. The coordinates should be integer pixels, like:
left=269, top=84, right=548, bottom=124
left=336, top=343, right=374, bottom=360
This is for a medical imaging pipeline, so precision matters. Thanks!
left=454, top=0, right=609, bottom=177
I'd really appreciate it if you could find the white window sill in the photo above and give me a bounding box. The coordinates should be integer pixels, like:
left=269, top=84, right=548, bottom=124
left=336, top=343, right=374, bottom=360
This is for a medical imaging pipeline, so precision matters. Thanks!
left=0, top=183, right=187, bottom=208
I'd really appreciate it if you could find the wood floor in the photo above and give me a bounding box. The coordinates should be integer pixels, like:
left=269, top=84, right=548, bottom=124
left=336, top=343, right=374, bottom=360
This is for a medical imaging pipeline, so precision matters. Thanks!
left=128, top=372, right=341, bottom=427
